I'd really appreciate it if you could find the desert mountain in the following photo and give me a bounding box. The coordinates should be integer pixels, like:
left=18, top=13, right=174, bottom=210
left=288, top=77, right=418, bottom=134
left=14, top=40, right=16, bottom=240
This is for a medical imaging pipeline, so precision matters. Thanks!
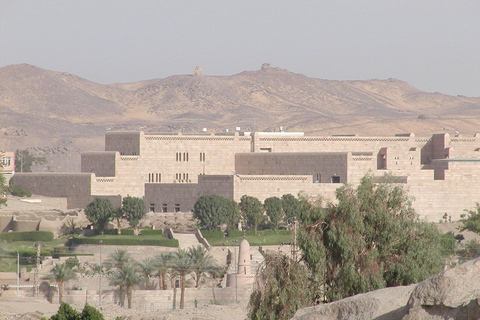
left=1, top=63, right=480, bottom=172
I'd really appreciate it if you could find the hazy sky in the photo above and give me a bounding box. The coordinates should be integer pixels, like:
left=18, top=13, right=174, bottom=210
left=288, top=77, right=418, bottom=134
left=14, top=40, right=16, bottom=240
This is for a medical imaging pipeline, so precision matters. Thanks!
left=1, top=1, right=479, bottom=96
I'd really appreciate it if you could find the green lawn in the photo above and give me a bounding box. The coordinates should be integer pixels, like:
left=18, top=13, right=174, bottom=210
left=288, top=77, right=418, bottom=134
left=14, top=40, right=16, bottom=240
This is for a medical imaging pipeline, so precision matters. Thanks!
left=0, top=238, right=69, bottom=272
left=205, top=231, right=292, bottom=246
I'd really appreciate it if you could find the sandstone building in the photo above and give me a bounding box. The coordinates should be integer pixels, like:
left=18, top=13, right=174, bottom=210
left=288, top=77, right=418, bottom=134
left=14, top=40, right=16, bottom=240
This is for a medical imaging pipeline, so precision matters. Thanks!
left=12, top=130, right=480, bottom=221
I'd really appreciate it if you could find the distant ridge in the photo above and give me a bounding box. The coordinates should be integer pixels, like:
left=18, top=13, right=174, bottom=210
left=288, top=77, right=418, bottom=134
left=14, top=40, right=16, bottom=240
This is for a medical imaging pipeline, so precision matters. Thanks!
left=1, top=63, right=480, bottom=172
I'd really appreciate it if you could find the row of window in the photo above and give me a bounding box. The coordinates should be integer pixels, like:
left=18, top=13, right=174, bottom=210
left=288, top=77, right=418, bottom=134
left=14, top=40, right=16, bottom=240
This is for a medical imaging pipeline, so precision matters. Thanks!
left=175, top=152, right=207, bottom=162
left=148, top=173, right=162, bottom=183
left=149, top=203, right=180, bottom=212
left=175, top=173, right=190, bottom=181
left=175, top=152, right=189, bottom=162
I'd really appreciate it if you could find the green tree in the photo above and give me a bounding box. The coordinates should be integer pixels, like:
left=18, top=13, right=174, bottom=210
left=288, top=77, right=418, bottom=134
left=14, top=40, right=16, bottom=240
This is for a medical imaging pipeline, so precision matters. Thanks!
left=263, top=197, right=283, bottom=228
left=298, top=174, right=449, bottom=302
left=15, top=149, right=47, bottom=172
left=281, top=194, right=301, bottom=222
left=48, top=263, right=77, bottom=303
left=85, top=198, right=114, bottom=232
left=49, top=302, right=80, bottom=320
left=188, top=245, right=217, bottom=288
left=0, top=173, right=6, bottom=207
left=460, top=203, right=480, bottom=234
left=81, top=303, right=105, bottom=320
left=137, top=258, right=156, bottom=290
left=122, top=196, right=147, bottom=230
left=239, top=195, right=264, bottom=232
left=248, top=253, right=316, bottom=320
left=172, top=248, right=194, bottom=309
left=109, top=263, right=143, bottom=309
left=111, top=207, right=125, bottom=235
left=193, top=195, right=240, bottom=230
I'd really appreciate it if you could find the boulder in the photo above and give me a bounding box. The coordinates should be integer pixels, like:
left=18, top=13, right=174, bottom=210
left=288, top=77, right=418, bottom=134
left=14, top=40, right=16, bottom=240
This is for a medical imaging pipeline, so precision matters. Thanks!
left=292, top=258, right=480, bottom=320
left=402, top=259, right=480, bottom=319
left=292, top=285, right=415, bottom=320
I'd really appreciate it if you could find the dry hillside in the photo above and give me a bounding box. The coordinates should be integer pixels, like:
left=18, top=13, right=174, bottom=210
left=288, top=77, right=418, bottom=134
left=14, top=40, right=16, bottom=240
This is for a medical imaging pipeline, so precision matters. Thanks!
left=1, top=63, right=480, bottom=172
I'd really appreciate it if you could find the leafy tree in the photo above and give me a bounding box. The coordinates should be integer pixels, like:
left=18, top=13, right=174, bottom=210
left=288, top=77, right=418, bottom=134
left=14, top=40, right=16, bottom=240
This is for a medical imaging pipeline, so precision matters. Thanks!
left=48, top=263, right=76, bottom=303
left=193, top=195, right=240, bottom=230
left=15, top=149, right=47, bottom=172
left=281, top=194, right=301, bottom=222
left=263, top=197, right=283, bottom=228
left=222, top=197, right=241, bottom=230
left=0, top=173, right=6, bottom=207
left=49, top=302, right=80, bottom=320
left=248, top=252, right=316, bottom=320
left=239, top=195, right=264, bottom=232
left=460, top=203, right=480, bottom=234
left=109, top=262, right=143, bottom=309
left=111, top=207, right=125, bottom=235
left=137, top=258, right=156, bottom=290
left=122, top=196, right=147, bottom=230
left=188, top=245, right=218, bottom=288
left=85, top=198, right=114, bottom=231
left=48, top=302, right=105, bottom=320
left=172, top=248, right=194, bottom=309
left=81, top=303, right=105, bottom=320
left=298, top=174, right=449, bottom=302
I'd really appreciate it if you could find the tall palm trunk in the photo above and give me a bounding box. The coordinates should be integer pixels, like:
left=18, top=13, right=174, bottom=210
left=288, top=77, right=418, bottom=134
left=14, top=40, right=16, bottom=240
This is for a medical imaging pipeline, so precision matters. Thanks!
left=58, top=279, right=64, bottom=303
left=127, top=285, right=132, bottom=309
left=180, top=275, right=186, bottom=309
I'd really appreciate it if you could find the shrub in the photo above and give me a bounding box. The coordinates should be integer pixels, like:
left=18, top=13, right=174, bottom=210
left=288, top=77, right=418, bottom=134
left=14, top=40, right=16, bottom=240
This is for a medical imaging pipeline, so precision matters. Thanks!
left=70, top=236, right=179, bottom=247
left=0, top=231, right=54, bottom=242
left=9, top=187, right=32, bottom=197
left=102, top=229, right=135, bottom=235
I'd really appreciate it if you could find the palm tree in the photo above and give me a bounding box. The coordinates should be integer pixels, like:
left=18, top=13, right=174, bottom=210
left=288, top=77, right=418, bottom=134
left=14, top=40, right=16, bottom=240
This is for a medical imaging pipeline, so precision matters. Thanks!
left=172, top=249, right=194, bottom=309
left=49, top=263, right=76, bottom=303
left=105, top=249, right=132, bottom=306
left=105, top=249, right=131, bottom=270
left=109, top=262, right=143, bottom=309
left=188, top=245, right=217, bottom=288
left=137, top=258, right=156, bottom=290
left=154, top=252, right=172, bottom=290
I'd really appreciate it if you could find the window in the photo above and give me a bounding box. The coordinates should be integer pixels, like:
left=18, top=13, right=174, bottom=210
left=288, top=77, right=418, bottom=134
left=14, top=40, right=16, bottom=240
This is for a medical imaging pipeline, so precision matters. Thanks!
left=200, top=152, right=206, bottom=162
left=149, top=203, right=155, bottom=212
left=316, top=173, right=321, bottom=182
left=174, top=204, right=180, bottom=212
left=149, top=173, right=161, bottom=182
left=332, top=176, right=340, bottom=183
left=162, top=204, right=168, bottom=212
left=2, top=157, right=11, bottom=167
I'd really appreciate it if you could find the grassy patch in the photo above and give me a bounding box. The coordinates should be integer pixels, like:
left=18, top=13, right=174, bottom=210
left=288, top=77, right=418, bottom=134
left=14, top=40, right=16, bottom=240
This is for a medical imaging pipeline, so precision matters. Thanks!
left=69, top=235, right=179, bottom=247
left=205, top=230, right=292, bottom=246
left=0, top=237, right=69, bottom=272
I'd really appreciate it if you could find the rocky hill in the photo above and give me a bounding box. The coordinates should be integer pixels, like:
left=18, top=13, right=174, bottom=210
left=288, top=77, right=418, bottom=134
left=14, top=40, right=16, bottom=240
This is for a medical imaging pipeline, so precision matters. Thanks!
left=1, top=63, right=480, bottom=172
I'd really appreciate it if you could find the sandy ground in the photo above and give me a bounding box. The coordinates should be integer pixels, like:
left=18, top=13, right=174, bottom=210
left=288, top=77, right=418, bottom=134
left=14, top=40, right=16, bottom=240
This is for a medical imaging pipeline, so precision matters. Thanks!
left=0, top=296, right=248, bottom=320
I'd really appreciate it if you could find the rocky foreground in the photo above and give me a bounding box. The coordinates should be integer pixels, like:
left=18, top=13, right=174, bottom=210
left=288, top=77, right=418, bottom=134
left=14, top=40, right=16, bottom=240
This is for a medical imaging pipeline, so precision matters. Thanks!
left=293, top=258, right=480, bottom=320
